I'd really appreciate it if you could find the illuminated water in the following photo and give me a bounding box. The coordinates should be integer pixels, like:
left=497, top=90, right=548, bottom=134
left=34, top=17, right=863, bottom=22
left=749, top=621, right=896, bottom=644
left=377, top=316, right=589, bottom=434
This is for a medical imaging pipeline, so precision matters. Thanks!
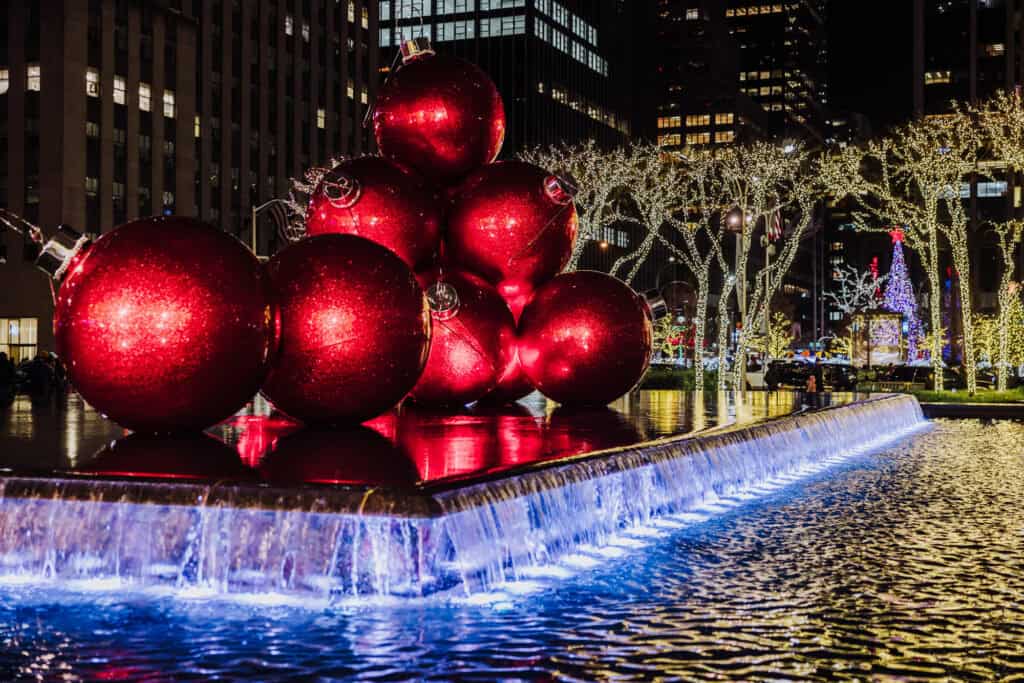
left=1, top=418, right=1021, bottom=680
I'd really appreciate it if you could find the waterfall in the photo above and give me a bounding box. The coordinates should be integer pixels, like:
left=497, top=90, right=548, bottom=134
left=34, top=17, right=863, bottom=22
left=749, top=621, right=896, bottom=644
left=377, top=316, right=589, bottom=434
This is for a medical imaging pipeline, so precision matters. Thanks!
left=0, top=394, right=926, bottom=602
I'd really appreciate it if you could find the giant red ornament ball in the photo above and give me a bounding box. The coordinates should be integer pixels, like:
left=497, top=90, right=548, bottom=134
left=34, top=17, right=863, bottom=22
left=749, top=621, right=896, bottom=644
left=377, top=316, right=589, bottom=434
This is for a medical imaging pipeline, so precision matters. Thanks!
left=305, top=156, right=443, bottom=273
left=447, top=161, right=578, bottom=319
left=261, top=234, right=432, bottom=424
left=410, top=271, right=515, bottom=407
left=479, top=326, right=534, bottom=404
left=518, top=271, right=653, bottom=405
left=372, top=52, right=505, bottom=184
left=54, top=217, right=274, bottom=432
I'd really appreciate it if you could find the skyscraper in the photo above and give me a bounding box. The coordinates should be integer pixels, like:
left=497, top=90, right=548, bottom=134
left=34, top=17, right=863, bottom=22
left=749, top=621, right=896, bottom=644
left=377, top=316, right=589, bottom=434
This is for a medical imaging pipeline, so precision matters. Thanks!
left=377, top=0, right=635, bottom=155
left=0, top=0, right=378, bottom=359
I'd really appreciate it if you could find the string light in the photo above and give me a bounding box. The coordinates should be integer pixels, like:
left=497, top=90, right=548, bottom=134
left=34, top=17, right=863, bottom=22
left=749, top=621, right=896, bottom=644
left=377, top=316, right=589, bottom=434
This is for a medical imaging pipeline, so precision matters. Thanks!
left=823, top=265, right=887, bottom=316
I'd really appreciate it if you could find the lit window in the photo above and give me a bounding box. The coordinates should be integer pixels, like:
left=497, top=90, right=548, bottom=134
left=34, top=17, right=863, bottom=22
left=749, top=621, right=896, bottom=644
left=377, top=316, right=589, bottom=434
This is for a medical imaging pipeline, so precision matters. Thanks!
left=163, top=89, right=176, bottom=118
left=139, top=82, right=152, bottom=111
left=657, top=115, right=681, bottom=128
left=86, top=121, right=100, bottom=137
left=986, top=43, right=1005, bottom=57
left=686, top=132, right=711, bottom=145
left=348, top=1, right=356, bottom=22
left=113, top=75, right=126, bottom=104
left=924, top=70, right=951, bottom=85
left=27, top=64, right=41, bottom=91
left=347, top=78, right=355, bottom=99
left=361, top=6, right=369, bottom=28
left=360, top=88, right=368, bottom=104
left=163, top=191, right=175, bottom=206
left=725, top=8, right=735, bottom=16
left=317, top=107, right=326, bottom=128
left=685, top=114, right=710, bottom=127
left=714, top=112, right=734, bottom=125
left=657, top=133, right=681, bottom=147
left=194, top=115, right=201, bottom=137
left=0, top=68, right=8, bottom=94
left=714, top=130, right=734, bottom=144
left=0, top=318, right=39, bottom=363
left=301, top=21, right=310, bottom=41
left=86, top=67, right=101, bottom=97
left=685, top=8, right=699, bottom=20
left=85, top=176, right=99, bottom=196
left=285, top=14, right=294, bottom=35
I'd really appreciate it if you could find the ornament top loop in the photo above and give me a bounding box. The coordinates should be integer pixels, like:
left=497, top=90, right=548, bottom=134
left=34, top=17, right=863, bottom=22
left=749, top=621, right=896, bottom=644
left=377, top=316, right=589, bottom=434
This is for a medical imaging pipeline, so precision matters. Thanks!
left=399, top=36, right=435, bottom=64
left=543, top=174, right=577, bottom=205
left=36, top=224, right=90, bottom=281
left=322, top=172, right=362, bottom=209
left=426, top=280, right=460, bottom=321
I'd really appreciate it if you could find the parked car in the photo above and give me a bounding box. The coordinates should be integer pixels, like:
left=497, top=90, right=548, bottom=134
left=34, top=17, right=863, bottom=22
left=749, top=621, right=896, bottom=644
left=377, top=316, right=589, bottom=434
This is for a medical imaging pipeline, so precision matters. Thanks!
left=759, top=360, right=858, bottom=392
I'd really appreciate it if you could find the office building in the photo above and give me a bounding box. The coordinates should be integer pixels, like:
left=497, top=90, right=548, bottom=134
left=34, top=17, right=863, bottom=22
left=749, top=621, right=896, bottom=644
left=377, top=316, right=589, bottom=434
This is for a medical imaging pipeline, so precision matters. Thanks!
left=0, top=0, right=378, bottom=359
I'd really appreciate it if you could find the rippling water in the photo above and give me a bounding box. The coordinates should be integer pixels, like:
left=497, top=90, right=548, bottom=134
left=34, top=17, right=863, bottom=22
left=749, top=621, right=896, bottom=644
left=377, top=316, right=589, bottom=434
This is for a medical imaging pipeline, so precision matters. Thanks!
left=3, top=418, right=1024, bottom=681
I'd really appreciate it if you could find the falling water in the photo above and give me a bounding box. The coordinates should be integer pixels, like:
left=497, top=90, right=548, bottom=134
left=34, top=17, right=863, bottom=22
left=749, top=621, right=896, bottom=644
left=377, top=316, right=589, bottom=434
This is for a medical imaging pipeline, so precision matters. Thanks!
left=0, top=394, right=926, bottom=601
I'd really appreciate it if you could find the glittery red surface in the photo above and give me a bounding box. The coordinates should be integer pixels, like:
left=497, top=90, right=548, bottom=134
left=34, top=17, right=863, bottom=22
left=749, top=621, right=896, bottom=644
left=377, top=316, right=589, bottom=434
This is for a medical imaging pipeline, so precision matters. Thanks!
left=410, top=271, right=515, bottom=407
left=446, top=161, right=578, bottom=318
left=372, top=54, right=505, bottom=184
left=518, top=271, right=653, bottom=405
left=54, top=217, right=274, bottom=432
left=479, top=323, right=534, bottom=404
left=305, top=156, right=443, bottom=272
left=261, top=234, right=431, bottom=424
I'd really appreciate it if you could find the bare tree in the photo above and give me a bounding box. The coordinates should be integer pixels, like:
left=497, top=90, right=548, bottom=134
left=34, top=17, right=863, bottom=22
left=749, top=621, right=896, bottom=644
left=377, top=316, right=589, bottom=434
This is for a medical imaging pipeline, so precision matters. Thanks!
left=823, top=265, right=887, bottom=316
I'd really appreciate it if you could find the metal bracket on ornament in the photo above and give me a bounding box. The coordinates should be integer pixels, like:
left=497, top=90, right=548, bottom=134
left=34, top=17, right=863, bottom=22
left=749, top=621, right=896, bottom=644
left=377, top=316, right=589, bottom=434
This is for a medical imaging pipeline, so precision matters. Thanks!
left=426, top=280, right=460, bottom=322
left=641, top=289, right=669, bottom=321
left=36, top=224, right=91, bottom=282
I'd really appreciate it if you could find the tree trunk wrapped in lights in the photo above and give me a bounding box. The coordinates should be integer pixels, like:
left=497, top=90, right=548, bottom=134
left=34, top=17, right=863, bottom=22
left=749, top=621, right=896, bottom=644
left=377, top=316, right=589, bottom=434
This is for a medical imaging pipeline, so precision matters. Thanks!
left=819, top=114, right=985, bottom=392
left=519, top=140, right=635, bottom=271
left=993, top=221, right=1024, bottom=391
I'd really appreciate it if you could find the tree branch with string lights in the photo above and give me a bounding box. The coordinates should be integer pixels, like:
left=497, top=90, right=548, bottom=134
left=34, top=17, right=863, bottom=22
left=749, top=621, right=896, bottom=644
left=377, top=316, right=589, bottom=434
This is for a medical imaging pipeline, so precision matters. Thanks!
left=823, top=264, right=887, bottom=317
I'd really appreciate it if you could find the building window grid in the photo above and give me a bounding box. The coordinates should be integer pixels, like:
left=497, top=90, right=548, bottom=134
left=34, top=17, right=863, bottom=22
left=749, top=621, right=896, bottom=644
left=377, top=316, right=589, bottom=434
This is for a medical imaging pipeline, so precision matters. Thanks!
left=86, top=68, right=101, bottom=97
left=139, top=82, right=152, bottom=111
left=0, top=68, right=8, bottom=95
left=27, top=64, right=41, bottom=91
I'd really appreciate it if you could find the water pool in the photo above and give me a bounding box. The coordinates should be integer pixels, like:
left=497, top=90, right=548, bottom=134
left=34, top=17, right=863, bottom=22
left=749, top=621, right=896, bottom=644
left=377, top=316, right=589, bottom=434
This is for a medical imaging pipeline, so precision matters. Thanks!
left=2, top=418, right=1022, bottom=681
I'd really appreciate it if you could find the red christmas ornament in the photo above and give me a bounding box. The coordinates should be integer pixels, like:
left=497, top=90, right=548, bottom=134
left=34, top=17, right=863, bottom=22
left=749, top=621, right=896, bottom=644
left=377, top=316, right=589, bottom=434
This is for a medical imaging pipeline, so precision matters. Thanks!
left=52, top=217, right=274, bottom=432
left=259, top=426, right=420, bottom=487
left=447, top=161, right=578, bottom=319
left=305, top=156, right=443, bottom=272
left=81, top=433, right=255, bottom=481
left=410, top=270, right=515, bottom=407
left=518, top=271, right=653, bottom=405
left=261, top=234, right=432, bottom=424
left=372, top=42, right=505, bottom=184
left=479, top=326, right=534, bottom=404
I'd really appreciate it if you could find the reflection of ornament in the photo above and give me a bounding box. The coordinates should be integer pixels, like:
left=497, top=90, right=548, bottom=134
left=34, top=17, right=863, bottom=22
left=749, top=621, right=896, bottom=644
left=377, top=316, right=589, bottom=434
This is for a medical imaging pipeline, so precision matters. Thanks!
left=393, top=407, right=500, bottom=481
left=259, top=426, right=420, bottom=487
left=261, top=235, right=431, bottom=424
left=81, top=433, right=254, bottom=481
left=447, top=161, right=579, bottom=319
left=372, top=41, right=505, bottom=184
left=518, top=271, right=653, bottom=405
left=545, top=406, right=642, bottom=460
left=410, top=271, right=515, bottom=406
left=306, top=156, right=443, bottom=272
left=52, top=217, right=274, bottom=432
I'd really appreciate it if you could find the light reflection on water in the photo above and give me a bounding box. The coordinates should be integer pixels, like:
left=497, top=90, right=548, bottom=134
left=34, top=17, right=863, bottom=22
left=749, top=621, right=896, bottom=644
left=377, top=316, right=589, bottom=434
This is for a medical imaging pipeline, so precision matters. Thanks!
left=0, top=390, right=860, bottom=484
left=2, top=419, right=1023, bottom=680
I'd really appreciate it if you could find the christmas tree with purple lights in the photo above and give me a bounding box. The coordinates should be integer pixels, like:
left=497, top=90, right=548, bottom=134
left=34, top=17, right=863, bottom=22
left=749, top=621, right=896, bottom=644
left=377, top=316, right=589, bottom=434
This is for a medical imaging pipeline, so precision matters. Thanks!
left=883, top=229, right=922, bottom=361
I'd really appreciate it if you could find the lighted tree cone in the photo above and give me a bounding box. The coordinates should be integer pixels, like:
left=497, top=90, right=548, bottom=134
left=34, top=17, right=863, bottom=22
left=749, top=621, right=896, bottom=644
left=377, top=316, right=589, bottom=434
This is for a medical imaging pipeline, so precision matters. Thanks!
left=447, top=160, right=579, bottom=319
left=372, top=41, right=505, bottom=184
left=410, top=270, right=516, bottom=407
left=261, top=234, right=432, bottom=424
left=518, top=271, right=653, bottom=406
left=52, top=217, right=275, bottom=433
left=305, top=156, right=443, bottom=273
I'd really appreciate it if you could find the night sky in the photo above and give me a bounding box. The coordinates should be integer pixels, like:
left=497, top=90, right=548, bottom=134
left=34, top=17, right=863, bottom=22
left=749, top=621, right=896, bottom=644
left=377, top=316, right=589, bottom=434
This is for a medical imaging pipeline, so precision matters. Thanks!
left=827, top=0, right=915, bottom=134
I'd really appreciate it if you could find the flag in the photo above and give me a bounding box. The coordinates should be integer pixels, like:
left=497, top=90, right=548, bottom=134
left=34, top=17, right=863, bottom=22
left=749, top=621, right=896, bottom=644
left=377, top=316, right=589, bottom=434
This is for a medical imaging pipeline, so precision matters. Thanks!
left=767, top=210, right=783, bottom=241
left=257, top=199, right=295, bottom=244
